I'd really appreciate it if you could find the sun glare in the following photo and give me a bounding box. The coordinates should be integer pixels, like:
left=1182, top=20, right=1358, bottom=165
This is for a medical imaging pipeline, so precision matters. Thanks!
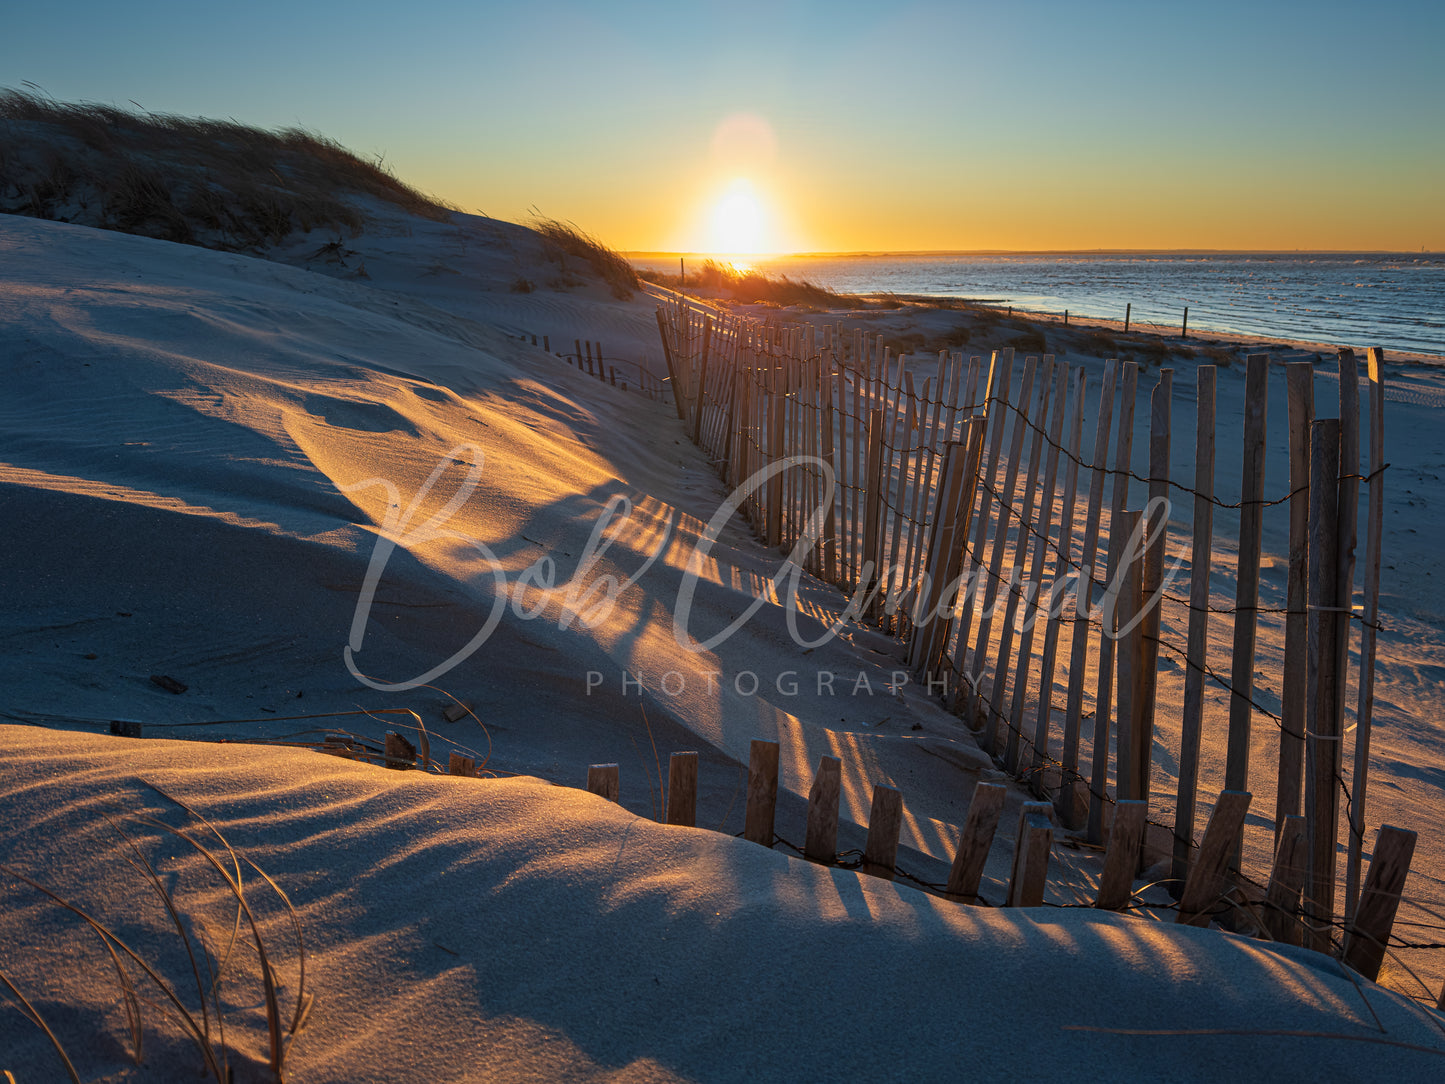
left=708, top=180, right=767, bottom=254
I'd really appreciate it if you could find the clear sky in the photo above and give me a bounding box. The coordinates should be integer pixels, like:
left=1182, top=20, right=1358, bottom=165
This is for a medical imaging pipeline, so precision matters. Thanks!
left=4, top=0, right=1442, bottom=253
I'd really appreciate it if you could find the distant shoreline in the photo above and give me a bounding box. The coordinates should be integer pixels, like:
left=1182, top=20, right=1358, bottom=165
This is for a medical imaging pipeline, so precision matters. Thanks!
left=626, top=249, right=1442, bottom=260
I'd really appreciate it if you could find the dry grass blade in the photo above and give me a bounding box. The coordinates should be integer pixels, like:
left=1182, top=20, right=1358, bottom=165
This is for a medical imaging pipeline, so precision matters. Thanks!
left=530, top=213, right=639, bottom=299
left=105, top=813, right=221, bottom=1051
left=0, top=862, right=226, bottom=1081
left=132, top=816, right=292, bottom=1081
left=144, top=782, right=310, bottom=1039
left=0, top=965, right=83, bottom=1084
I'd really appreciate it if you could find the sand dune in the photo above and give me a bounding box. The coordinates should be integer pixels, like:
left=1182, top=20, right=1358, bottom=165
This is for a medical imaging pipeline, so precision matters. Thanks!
left=3, top=201, right=1445, bottom=1080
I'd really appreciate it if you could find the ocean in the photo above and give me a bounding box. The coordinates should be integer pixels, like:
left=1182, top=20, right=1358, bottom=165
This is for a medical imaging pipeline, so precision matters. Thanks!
left=642, top=252, right=1445, bottom=359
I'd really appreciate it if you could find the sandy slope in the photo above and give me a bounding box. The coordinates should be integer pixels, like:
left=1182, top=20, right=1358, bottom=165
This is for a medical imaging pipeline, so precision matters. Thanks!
left=3, top=204, right=1445, bottom=1079
left=3, top=726, right=1443, bottom=1084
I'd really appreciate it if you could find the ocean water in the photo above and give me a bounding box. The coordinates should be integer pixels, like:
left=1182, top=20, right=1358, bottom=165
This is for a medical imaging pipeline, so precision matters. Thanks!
left=663, top=252, right=1445, bottom=358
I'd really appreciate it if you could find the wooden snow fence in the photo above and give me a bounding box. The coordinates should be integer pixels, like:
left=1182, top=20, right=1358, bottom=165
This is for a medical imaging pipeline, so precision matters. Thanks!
left=656, top=302, right=1405, bottom=960
left=578, top=743, right=1419, bottom=972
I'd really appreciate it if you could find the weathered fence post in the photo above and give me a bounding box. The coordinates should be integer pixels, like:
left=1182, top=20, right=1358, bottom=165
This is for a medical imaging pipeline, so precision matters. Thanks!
left=665, top=751, right=698, bottom=827
left=1264, top=814, right=1308, bottom=945
left=586, top=763, right=620, bottom=802
left=1346, top=349, right=1387, bottom=922
left=1173, top=365, right=1215, bottom=882
left=655, top=309, right=686, bottom=420
left=1342, top=825, right=1416, bottom=981
left=1277, top=361, right=1315, bottom=838
left=743, top=740, right=779, bottom=846
left=1114, top=510, right=1145, bottom=802
left=945, top=781, right=1006, bottom=902
left=861, top=784, right=904, bottom=880
left=1007, top=802, right=1055, bottom=907
left=1085, top=360, right=1140, bottom=843
left=1305, top=417, right=1342, bottom=953
left=804, top=755, right=842, bottom=862
left=1225, top=354, right=1269, bottom=865
left=1177, top=790, right=1252, bottom=927
left=1097, top=800, right=1147, bottom=910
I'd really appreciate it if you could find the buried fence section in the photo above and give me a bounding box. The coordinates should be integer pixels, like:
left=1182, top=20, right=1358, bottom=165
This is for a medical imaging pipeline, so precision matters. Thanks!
left=655, top=303, right=1401, bottom=958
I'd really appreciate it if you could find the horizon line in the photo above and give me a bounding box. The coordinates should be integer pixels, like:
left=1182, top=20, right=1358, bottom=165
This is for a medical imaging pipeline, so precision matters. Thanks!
left=623, top=247, right=1441, bottom=259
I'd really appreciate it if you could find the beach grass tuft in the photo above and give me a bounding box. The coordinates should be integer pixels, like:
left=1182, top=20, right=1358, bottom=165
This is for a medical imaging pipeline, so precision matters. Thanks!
left=0, top=87, right=453, bottom=251
left=0, top=782, right=310, bottom=1083
left=530, top=213, right=641, bottom=299
left=640, top=259, right=867, bottom=311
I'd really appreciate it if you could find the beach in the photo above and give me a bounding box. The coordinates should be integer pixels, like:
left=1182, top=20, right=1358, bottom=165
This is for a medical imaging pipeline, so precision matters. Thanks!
left=3, top=197, right=1445, bottom=1080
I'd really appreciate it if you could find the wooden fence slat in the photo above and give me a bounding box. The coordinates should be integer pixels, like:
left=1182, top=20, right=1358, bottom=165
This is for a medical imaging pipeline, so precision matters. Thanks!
left=1224, top=355, right=1270, bottom=858
left=861, top=409, right=887, bottom=613
left=1096, top=800, right=1147, bottom=910
left=384, top=731, right=415, bottom=769
left=1345, top=349, right=1387, bottom=923
left=1033, top=367, right=1087, bottom=776
left=665, top=751, right=698, bottom=827
left=1172, top=365, right=1216, bottom=882
left=996, top=358, right=1062, bottom=772
left=655, top=309, right=686, bottom=420
left=1086, top=361, right=1140, bottom=843
left=984, top=356, right=1054, bottom=755
left=861, top=784, right=904, bottom=880
left=909, top=422, right=985, bottom=678
left=767, top=387, right=786, bottom=549
left=1305, top=418, right=1343, bottom=953
left=1114, top=510, right=1145, bottom=802
left=944, top=781, right=1007, bottom=902
left=1278, top=361, right=1315, bottom=838
left=951, top=349, right=1015, bottom=713
left=1060, top=358, right=1119, bottom=820
left=1134, top=369, right=1173, bottom=805
left=744, top=740, right=780, bottom=846
left=1177, top=790, right=1252, bottom=927
left=1007, top=802, right=1055, bottom=907
left=1264, top=813, right=1308, bottom=945
left=1342, top=825, right=1417, bottom=981
left=804, top=755, right=842, bottom=861
left=821, top=369, right=840, bottom=584
left=586, top=763, right=619, bottom=801
left=968, top=355, right=1040, bottom=745
left=692, top=316, right=712, bottom=445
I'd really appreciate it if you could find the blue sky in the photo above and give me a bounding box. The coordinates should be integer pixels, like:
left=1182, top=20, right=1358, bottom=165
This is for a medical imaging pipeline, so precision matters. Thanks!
left=4, top=1, right=1442, bottom=250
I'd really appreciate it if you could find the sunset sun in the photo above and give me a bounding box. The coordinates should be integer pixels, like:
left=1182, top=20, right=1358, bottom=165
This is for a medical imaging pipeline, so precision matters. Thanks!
left=708, top=179, right=768, bottom=254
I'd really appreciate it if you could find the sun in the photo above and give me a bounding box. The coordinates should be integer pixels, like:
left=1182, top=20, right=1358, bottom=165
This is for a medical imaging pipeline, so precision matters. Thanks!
left=708, top=179, right=767, bottom=254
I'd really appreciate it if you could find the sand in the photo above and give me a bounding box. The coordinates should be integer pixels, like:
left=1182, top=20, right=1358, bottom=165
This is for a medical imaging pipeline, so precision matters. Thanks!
left=3, top=201, right=1444, bottom=1081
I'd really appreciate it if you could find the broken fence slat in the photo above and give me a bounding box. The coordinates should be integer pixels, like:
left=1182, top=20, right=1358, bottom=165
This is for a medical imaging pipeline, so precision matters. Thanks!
left=945, top=782, right=1006, bottom=902
left=744, top=740, right=780, bottom=846
left=1263, top=814, right=1308, bottom=945
left=665, top=751, right=698, bottom=827
left=1342, top=825, right=1417, bottom=982
left=861, top=784, right=904, bottom=881
left=586, top=763, right=619, bottom=802
left=1096, top=800, right=1147, bottom=911
left=1007, top=802, right=1055, bottom=908
left=1176, top=790, right=1252, bottom=927
left=804, top=755, right=842, bottom=862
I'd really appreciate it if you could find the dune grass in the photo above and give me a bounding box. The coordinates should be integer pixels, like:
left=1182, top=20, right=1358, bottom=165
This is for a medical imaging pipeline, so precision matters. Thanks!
left=639, top=258, right=873, bottom=311
left=0, top=87, right=452, bottom=251
left=530, top=213, right=641, bottom=299
left=1, top=781, right=310, bottom=1083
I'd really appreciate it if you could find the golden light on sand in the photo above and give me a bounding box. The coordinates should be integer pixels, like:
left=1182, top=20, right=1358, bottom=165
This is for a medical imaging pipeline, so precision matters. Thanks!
left=708, top=179, right=767, bottom=254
